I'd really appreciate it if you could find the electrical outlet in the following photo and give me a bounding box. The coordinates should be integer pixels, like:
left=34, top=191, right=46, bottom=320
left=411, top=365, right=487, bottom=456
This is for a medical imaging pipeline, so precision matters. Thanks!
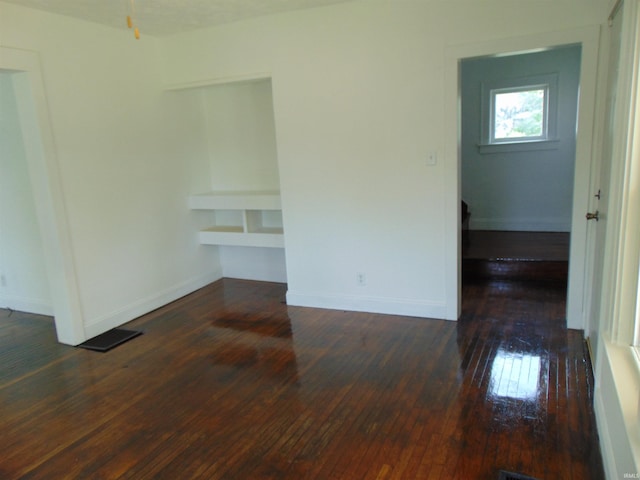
left=426, top=151, right=438, bottom=166
left=356, top=272, right=366, bottom=286
left=0, top=274, right=6, bottom=287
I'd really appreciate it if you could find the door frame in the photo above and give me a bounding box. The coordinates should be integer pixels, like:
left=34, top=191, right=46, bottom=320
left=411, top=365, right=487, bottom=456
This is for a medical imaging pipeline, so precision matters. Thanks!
left=1, top=46, right=85, bottom=345
left=443, top=26, right=602, bottom=330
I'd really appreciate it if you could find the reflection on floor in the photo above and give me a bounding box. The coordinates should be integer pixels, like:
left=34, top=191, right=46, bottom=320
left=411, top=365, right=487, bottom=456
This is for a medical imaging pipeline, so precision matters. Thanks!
left=489, top=347, right=542, bottom=400
left=463, top=230, right=570, bottom=282
left=0, top=278, right=604, bottom=479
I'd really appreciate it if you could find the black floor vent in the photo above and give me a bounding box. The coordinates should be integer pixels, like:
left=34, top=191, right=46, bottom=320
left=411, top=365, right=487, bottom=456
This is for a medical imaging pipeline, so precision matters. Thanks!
left=498, top=471, right=539, bottom=480
left=78, top=328, right=142, bottom=352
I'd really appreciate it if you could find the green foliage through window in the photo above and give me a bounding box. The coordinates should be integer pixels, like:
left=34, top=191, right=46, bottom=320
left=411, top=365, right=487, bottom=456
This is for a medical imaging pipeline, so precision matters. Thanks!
left=492, top=87, right=546, bottom=141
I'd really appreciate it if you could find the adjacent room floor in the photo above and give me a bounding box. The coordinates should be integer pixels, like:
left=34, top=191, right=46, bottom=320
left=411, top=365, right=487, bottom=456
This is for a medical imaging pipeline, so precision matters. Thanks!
left=1, top=271, right=603, bottom=478
left=462, top=230, right=570, bottom=262
left=462, top=230, right=570, bottom=283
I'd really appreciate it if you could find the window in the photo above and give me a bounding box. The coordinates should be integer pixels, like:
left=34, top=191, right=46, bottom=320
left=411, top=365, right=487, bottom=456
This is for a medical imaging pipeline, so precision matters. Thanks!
left=490, top=85, right=548, bottom=143
left=479, top=73, right=558, bottom=152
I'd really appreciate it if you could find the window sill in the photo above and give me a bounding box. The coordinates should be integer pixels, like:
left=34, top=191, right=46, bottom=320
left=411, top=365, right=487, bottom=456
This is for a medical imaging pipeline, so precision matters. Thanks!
left=477, top=139, right=560, bottom=154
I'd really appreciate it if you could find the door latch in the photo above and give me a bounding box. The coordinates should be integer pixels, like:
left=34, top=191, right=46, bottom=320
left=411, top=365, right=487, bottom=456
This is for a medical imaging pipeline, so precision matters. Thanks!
left=586, top=211, right=599, bottom=221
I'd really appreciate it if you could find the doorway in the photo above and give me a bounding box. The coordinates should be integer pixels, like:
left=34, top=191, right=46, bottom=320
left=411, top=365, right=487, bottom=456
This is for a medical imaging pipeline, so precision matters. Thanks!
left=460, top=45, right=581, bottom=290
left=443, top=27, right=602, bottom=330
left=0, top=47, right=84, bottom=345
left=0, top=72, right=52, bottom=316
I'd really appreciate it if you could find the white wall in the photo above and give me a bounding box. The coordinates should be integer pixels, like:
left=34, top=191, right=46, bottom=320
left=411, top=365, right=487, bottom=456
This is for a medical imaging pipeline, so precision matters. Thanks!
left=461, top=46, right=582, bottom=232
left=0, top=2, right=220, bottom=340
left=160, top=0, right=607, bottom=319
left=203, top=80, right=281, bottom=192
left=219, top=246, right=287, bottom=283
left=0, top=73, right=52, bottom=315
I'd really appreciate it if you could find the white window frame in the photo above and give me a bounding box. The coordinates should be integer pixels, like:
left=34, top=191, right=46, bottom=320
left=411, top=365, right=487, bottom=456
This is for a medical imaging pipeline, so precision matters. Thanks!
left=608, top=12, right=640, bottom=353
left=489, top=84, right=550, bottom=144
left=628, top=80, right=640, bottom=357
left=479, top=73, right=559, bottom=153
left=634, top=262, right=640, bottom=354
left=593, top=1, right=640, bottom=393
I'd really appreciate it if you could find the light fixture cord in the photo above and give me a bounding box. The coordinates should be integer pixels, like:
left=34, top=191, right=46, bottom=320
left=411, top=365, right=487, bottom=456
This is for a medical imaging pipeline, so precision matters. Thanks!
left=126, top=0, right=140, bottom=39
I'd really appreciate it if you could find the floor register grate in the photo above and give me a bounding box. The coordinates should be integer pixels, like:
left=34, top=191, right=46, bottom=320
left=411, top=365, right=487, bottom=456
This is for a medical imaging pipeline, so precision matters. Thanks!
left=78, top=328, right=142, bottom=352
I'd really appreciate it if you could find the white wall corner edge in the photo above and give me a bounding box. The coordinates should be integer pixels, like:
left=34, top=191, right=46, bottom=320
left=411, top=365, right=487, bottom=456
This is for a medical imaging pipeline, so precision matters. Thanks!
left=285, top=291, right=450, bottom=321
left=83, top=269, right=223, bottom=340
left=0, top=294, right=54, bottom=316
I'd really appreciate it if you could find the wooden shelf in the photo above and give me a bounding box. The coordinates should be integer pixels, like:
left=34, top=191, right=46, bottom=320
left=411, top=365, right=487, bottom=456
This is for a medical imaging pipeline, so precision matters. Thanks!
left=190, top=191, right=284, bottom=248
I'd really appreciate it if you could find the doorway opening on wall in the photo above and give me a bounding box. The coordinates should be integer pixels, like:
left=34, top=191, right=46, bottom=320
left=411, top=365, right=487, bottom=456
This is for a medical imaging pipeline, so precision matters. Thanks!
left=1, top=46, right=85, bottom=345
left=460, top=45, right=582, bottom=290
left=0, top=72, right=53, bottom=318
left=445, top=27, right=601, bottom=329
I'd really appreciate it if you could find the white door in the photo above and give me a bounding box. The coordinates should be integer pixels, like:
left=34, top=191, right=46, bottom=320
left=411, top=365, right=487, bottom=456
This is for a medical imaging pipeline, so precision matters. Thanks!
left=584, top=5, right=623, bottom=361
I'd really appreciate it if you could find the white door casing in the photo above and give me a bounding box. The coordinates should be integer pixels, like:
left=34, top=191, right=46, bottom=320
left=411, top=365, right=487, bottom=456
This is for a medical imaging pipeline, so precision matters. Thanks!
left=444, top=26, right=602, bottom=329
left=0, top=46, right=85, bottom=345
left=585, top=5, right=624, bottom=360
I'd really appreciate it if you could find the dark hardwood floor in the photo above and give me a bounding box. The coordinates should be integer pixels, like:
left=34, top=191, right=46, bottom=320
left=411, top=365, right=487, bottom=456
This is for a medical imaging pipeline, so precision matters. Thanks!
left=0, top=276, right=603, bottom=479
left=463, top=231, right=570, bottom=283
left=462, top=231, right=570, bottom=262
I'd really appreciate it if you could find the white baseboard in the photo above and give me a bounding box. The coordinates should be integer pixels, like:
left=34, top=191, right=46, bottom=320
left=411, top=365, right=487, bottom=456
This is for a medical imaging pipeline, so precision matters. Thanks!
left=286, top=291, right=450, bottom=320
left=83, top=269, right=222, bottom=339
left=0, top=294, right=54, bottom=316
left=224, top=272, right=287, bottom=283
left=469, top=218, right=571, bottom=232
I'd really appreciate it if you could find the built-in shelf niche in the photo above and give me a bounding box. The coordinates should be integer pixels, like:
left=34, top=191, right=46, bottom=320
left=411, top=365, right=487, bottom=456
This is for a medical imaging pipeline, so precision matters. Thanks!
left=189, top=191, right=284, bottom=248
left=180, top=75, right=286, bottom=281
left=246, top=210, right=283, bottom=235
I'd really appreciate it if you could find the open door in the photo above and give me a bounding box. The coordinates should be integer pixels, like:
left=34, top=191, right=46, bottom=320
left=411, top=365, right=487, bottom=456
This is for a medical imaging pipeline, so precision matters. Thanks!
left=583, top=6, right=623, bottom=360
left=444, top=27, right=602, bottom=329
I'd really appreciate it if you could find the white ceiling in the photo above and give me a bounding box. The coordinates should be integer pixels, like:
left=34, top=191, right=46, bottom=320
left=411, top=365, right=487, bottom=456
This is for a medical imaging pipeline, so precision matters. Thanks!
left=2, top=0, right=356, bottom=36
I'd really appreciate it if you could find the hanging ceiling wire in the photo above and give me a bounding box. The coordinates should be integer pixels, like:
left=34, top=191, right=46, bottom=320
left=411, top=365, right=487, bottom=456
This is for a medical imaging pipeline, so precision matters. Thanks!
left=126, top=0, right=140, bottom=39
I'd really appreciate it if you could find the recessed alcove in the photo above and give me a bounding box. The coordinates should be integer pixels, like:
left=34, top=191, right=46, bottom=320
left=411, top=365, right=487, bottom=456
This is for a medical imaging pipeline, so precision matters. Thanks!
left=174, top=76, right=286, bottom=282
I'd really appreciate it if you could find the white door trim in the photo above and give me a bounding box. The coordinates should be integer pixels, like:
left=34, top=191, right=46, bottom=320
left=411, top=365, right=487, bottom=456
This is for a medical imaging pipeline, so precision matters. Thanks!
left=1, top=46, right=85, bottom=345
left=443, top=26, right=602, bottom=329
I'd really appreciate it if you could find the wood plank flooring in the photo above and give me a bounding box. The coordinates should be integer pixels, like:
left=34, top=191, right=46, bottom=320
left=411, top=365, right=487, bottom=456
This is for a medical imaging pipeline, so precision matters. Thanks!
left=463, top=231, right=570, bottom=282
left=462, top=231, right=570, bottom=261
left=0, top=278, right=603, bottom=479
